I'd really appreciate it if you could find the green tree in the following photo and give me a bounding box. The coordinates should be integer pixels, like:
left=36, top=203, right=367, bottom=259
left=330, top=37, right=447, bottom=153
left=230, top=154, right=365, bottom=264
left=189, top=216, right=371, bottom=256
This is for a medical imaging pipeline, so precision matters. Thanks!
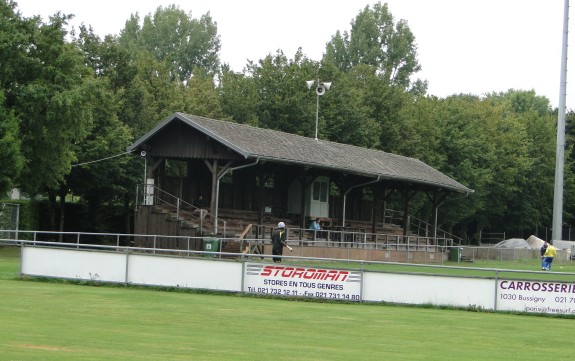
left=0, top=1, right=25, bottom=194
left=408, top=95, right=498, bottom=236
left=323, top=2, right=426, bottom=150
left=220, top=51, right=382, bottom=147
left=72, top=24, right=164, bottom=232
left=487, top=89, right=552, bottom=117
left=75, top=25, right=152, bottom=138
left=322, top=64, right=380, bottom=147
left=393, top=95, right=445, bottom=165
left=245, top=49, right=319, bottom=136
left=175, top=67, right=223, bottom=118
left=486, top=90, right=557, bottom=233
left=113, top=5, right=224, bottom=137
left=3, top=9, right=95, bottom=196
left=0, top=91, right=23, bottom=194
left=118, top=4, right=221, bottom=81
left=64, top=80, right=134, bottom=232
left=324, top=1, right=422, bottom=90
left=428, top=93, right=558, bottom=239
left=219, top=65, right=259, bottom=125
left=563, top=110, right=575, bottom=228
left=0, top=0, right=29, bottom=94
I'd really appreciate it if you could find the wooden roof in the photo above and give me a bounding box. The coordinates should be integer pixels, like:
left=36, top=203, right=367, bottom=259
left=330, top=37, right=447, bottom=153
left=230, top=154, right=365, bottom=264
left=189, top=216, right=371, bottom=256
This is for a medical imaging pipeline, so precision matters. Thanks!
left=128, top=112, right=473, bottom=194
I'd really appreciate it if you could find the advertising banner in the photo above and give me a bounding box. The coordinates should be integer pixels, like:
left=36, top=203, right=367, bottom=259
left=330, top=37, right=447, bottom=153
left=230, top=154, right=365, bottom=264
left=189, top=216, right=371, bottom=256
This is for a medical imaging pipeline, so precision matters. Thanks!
left=244, top=263, right=362, bottom=301
left=497, top=279, right=575, bottom=315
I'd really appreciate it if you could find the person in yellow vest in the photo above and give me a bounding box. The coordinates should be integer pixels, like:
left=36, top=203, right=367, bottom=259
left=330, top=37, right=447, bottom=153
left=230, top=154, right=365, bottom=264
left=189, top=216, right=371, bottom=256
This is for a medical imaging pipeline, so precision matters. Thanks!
left=542, top=242, right=557, bottom=271
left=271, top=222, right=289, bottom=263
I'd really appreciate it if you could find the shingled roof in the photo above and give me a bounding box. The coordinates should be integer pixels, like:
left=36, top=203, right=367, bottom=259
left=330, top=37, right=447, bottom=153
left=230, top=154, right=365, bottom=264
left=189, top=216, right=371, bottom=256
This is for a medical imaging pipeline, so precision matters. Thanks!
left=128, top=112, right=473, bottom=194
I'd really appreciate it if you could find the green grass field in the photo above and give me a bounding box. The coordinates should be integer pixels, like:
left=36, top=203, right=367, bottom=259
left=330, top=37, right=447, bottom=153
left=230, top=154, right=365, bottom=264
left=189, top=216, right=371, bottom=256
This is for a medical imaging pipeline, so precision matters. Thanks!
left=2, top=245, right=575, bottom=361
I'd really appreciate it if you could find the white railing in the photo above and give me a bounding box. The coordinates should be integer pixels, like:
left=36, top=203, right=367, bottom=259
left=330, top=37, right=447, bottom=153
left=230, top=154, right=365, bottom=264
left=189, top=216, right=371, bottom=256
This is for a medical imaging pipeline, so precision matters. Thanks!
left=3, top=230, right=573, bottom=265
left=0, top=229, right=454, bottom=263
left=385, top=209, right=464, bottom=244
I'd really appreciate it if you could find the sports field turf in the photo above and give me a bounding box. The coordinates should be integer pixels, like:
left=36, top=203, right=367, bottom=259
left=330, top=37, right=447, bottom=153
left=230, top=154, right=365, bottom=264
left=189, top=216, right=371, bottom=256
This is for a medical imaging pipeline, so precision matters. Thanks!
left=2, top=246, right=575, bottom=360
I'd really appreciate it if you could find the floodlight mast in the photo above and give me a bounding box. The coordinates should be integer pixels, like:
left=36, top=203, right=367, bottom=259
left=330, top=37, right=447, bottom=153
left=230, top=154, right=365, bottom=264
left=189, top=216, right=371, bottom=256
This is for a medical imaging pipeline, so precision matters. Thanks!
left=552, top=0, right=569, bottom=242
left=306, top=78, right=332, bottom=140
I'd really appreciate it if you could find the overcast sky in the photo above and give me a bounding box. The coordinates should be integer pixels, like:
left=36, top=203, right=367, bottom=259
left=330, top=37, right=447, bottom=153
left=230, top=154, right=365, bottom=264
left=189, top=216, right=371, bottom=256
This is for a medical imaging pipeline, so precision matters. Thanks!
left=14, top=0, right=571, bottom=108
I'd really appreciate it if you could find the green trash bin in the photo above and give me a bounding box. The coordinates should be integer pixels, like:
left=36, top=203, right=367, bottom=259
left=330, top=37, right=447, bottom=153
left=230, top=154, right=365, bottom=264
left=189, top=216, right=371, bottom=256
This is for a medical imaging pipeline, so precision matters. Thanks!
left=449, top=247, right=461, bottom=262
left=203, top=237, right=220, bottom=257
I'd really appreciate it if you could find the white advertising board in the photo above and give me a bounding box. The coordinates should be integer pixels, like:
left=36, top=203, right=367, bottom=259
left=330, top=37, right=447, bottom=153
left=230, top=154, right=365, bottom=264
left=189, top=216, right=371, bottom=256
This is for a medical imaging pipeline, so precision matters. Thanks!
left=363, top=272, right=495, bottom=310
left=20, top=245, right=575, bottom=315
left=497, top=279, right=575, bottom=315
left=127, top=254, right=242, bottom=292
left=21, top=247, right=127, bottom=283
left=243, top=263, right=362, bottom=301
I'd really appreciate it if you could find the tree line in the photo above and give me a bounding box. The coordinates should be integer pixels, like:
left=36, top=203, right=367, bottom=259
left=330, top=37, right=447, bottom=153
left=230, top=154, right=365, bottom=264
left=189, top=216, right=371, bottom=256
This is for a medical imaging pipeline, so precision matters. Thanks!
left=1, top=0, right=573, bottom=241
